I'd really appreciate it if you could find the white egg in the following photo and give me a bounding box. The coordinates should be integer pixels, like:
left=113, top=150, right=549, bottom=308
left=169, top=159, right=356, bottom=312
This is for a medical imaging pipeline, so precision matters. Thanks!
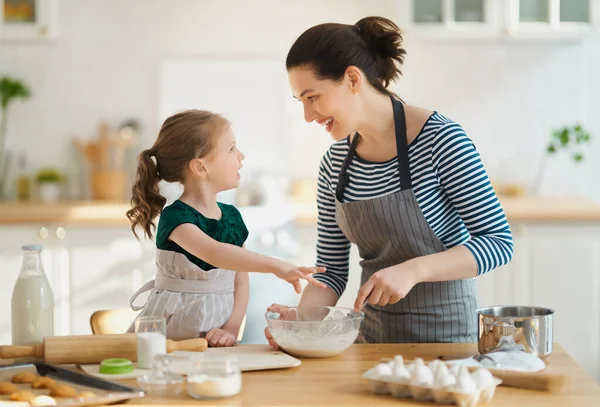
left=428, top=359, right=443, bottom=374
left=453, top=366, right=478, bottom=394
left=448, top=363, right=461, bottom=377
left=374, top=362, right=392, bottom=377
left=409, top=358, right=434, bottom=387
left=434, top=363, right=457, bottom=388
left=391, top=355, right=410, bottom=380
left=471, top=368, right=495, bottom=389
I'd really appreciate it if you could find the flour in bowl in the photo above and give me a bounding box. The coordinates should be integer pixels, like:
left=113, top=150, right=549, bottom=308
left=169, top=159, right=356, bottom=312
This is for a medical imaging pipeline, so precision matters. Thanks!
left=270, top=326, right=358, bottom=358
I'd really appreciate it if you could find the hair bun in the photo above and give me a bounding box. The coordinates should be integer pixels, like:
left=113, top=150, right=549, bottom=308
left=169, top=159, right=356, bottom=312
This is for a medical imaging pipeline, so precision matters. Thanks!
left=355, top=16, right=406, bottom=87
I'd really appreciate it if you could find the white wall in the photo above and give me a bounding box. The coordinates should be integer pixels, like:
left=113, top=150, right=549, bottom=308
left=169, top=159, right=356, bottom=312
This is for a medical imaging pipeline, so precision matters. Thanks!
left=0, top=0, right=598, bottom=201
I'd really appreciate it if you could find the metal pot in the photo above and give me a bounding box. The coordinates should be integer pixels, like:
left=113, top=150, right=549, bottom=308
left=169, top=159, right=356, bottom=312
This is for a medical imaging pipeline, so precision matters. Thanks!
left=476, top=306, right=554, bottom=359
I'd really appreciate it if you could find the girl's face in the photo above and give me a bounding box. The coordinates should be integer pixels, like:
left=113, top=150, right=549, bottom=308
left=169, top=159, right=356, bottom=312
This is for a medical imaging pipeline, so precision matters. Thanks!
left=202, top=126, right=245, bottom=192
left=288, top=65, right=361, bottom=141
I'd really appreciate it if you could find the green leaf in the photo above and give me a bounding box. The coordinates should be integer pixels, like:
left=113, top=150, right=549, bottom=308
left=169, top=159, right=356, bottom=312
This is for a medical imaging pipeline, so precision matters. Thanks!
left=559, top=129, right=569, bottom=146
left=547, top=144, right=556, bottom=154
left=0, top=77, right=31, bottom=110
left=573, top=153, right=584, bottom=162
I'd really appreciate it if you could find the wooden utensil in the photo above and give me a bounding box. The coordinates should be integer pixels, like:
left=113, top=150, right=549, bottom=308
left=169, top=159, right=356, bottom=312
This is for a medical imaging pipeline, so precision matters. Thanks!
left=400, top=358, right=570, bottom=393
left=0, top=333, right=208, bottom=365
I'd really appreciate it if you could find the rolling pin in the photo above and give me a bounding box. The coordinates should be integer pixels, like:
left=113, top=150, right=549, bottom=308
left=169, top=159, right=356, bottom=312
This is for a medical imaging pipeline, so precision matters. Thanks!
left=0, top=333, right=208, bottom=365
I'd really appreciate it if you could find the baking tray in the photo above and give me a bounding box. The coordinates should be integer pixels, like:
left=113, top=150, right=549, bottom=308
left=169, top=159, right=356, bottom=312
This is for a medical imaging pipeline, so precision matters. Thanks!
left=0, top=362, right=144, bottom=406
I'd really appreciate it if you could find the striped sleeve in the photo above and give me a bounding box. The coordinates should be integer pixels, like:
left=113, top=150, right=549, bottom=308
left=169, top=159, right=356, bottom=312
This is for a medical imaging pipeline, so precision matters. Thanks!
left=313, top=150, right=352, bottom=297
left=432, top=123, right=514, bottom=275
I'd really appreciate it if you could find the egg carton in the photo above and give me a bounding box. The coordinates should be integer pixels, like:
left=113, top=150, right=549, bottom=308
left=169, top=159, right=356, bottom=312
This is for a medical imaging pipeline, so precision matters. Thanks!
left=363, top=356, right=502, bottom=407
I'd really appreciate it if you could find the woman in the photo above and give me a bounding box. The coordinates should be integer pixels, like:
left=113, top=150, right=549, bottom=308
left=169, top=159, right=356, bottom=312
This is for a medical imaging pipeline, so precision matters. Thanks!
left=266, top=16, right=513, bottom=345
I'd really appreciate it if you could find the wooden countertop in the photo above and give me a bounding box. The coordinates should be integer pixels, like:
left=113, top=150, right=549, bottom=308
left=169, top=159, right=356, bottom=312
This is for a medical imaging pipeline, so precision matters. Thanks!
left=0, top=196, right=600, bottom=226
left=294, top=196, right=600, bottom=224
left=114, top=343, right=598, bottom=406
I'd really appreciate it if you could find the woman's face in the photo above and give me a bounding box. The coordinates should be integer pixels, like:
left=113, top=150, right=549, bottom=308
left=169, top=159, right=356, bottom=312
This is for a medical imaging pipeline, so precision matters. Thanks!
left=288, top=66, right=360, bottom=141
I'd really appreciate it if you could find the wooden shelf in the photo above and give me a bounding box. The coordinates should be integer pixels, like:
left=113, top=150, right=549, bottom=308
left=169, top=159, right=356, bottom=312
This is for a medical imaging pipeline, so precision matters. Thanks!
left=0, top=196, right=599, bottom=226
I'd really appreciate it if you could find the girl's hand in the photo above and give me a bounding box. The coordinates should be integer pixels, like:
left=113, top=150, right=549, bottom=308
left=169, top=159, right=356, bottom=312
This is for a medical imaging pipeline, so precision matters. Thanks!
left=353, top=263, right=420, bottom=312
left=274, top=266, right=327, bottom=293
left=205, top=328, right=237, bottom=347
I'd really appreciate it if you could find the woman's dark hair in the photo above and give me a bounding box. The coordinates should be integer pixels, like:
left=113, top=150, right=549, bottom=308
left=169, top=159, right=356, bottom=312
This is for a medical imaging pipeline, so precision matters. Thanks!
left=286, top=16, right=406, bottom=97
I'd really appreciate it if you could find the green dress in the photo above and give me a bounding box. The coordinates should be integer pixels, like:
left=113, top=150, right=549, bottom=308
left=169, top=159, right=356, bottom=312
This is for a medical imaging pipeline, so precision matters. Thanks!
left=128, top=200, right=249, bottom=340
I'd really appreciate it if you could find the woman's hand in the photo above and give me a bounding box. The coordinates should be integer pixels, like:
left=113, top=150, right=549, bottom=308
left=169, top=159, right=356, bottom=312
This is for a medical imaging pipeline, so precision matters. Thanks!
left=354, top=261, right=421, bottom=311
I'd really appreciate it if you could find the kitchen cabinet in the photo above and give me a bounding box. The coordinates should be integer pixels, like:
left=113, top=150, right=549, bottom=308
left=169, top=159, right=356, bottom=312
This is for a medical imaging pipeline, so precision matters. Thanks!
left=476, top=221, right=600, bottom=382
left=397, top=0, right=600, bottom=41
left=399, top=0, right=502, bottom=40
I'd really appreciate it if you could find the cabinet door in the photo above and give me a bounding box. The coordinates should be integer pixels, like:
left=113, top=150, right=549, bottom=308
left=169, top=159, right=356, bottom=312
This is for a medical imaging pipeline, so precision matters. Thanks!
left=65, top=227, right=150, bottom=335
left=399, top=0, right=501, bottom=40
left=504, top=0, right=597, bottom=40
left=525, top=224, right=600, bottom=382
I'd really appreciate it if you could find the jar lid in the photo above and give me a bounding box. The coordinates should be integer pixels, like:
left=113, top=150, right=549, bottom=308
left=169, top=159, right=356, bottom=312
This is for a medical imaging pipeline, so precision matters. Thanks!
left=99, top=358, right=134, bottom=374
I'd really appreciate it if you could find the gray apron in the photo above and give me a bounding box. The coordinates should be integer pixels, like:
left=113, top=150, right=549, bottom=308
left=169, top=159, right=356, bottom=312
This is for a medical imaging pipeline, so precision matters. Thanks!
left=335, top=96, right=478, bottom=343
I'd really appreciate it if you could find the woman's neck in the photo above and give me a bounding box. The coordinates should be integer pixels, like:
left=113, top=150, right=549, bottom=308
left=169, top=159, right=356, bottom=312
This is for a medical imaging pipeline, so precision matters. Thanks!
left=179, top=182, right=221, bottom=219
left=353, top=90, right=397, bottom=162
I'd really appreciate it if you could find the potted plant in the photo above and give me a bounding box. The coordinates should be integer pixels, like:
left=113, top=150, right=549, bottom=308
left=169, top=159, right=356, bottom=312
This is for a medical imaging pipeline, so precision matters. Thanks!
left=0, top=77, right=31, bottom=195
left=35, top=168, right=63, bottom=202
left=531, top=124, right=592, bottom=195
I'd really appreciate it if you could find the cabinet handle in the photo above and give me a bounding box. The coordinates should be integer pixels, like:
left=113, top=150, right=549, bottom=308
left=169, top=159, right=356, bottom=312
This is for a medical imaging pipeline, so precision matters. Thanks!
left=55, top=227, right=66, bottom=240
left=39, top=227, right=49, bottom=240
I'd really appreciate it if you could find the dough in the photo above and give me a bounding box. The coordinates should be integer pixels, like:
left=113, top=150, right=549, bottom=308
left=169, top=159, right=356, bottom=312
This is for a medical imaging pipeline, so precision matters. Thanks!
left=50, top=384, right=78, bottom=398
left=32, top=377, right=56, bottom=389
left=11, top=372, right=38, bottom=384
left=0, top=381, right=18, bottom=395
left=9, top=391, right=36, bottom=402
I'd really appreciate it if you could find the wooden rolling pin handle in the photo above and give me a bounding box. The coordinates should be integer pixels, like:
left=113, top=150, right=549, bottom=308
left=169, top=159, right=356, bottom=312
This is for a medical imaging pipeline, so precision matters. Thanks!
left=483, top=367, right=571, bottom=393
left=0, top=344, right=44, bottom=360
left=167, top=338, right=208, bottom=352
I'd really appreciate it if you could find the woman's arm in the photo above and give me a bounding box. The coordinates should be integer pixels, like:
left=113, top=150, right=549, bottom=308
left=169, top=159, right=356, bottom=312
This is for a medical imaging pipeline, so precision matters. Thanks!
left=354, top=122, right=514, bottom=310
left=222, top=271, right=249, bottom=338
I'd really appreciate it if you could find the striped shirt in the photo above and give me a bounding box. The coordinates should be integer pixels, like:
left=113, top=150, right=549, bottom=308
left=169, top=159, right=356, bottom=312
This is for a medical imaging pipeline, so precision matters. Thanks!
left=313, top=111, right=514, bottom=297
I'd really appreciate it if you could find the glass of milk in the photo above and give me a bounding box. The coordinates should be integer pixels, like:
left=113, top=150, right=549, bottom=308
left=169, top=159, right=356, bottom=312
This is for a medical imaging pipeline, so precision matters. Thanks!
left=135, top=316, right=166, bottom=369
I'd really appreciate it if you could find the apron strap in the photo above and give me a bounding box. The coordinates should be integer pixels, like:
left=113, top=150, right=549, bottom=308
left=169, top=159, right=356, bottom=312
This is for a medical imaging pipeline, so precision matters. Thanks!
left=336, top=133, right=361, bottom=202
left=335, top=95, right=411, bottom=201
left=129, top=280, right=156, bottom=311
left=391, top=96, right=412, bottom=189
left=129, top=273, right=235, bottom=312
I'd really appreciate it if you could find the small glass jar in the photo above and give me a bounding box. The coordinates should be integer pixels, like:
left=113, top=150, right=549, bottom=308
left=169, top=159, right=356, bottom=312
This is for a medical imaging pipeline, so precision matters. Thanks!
left=135, top=316, right=166, bottom=369
left=187, top=356, right=241, bottom=399
left=136, top=354, right=185, bottom=397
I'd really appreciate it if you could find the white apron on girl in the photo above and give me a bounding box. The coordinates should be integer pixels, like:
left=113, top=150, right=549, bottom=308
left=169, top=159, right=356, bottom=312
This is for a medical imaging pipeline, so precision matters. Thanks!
left=127, top=248, right=235, bottom=341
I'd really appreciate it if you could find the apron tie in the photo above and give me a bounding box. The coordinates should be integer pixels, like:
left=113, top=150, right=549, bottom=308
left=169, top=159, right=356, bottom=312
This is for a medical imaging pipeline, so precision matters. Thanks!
left=129, top=272, right=235, bottom=312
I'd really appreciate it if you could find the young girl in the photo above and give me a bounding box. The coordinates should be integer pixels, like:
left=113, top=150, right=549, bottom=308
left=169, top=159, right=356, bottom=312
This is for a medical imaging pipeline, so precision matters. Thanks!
left=125, top=109, right=325, bottom=346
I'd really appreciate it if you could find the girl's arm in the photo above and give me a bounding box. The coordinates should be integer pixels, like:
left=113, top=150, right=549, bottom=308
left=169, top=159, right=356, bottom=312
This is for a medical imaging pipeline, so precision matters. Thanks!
left=169, top=224, right=326, bottom=292
left=222, top=271, right=249, bottom=338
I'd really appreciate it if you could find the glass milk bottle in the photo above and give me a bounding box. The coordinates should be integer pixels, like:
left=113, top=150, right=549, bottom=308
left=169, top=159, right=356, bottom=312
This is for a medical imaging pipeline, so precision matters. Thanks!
left=11, top=245, right=55, bottom=345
